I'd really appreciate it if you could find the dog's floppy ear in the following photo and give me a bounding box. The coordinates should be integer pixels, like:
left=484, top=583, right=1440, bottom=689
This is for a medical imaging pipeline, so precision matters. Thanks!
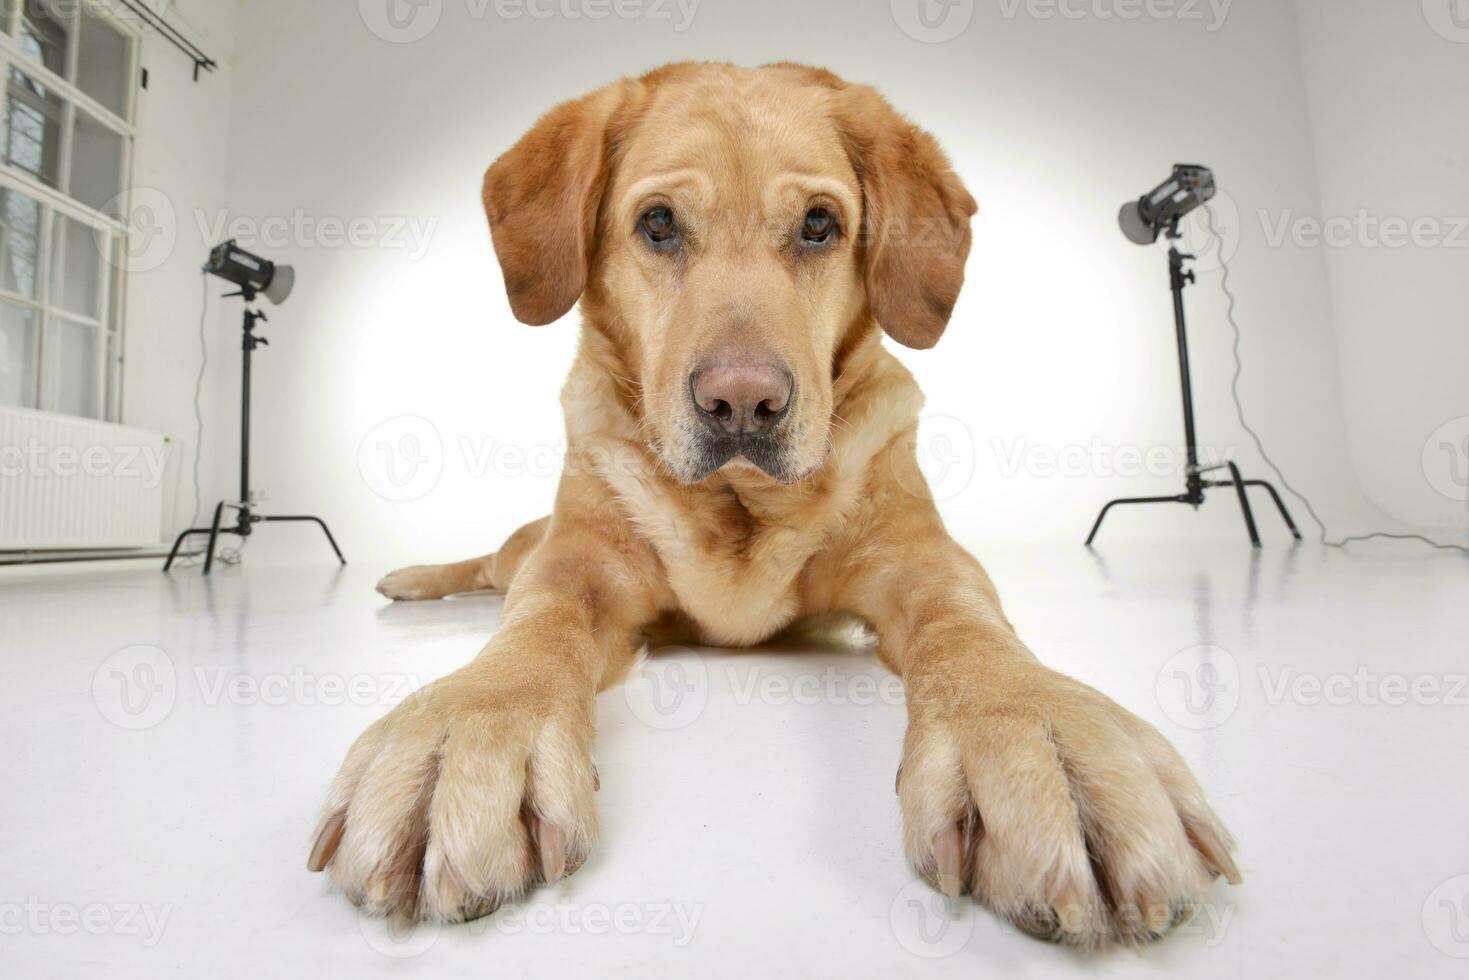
left=482, top=81, right=637, bottom=326
left=833, top=85, right=977, bottom=350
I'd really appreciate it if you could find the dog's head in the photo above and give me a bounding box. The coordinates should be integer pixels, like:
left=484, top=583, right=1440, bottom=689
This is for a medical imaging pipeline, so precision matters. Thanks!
left=483, top=63, right=976, bottom=484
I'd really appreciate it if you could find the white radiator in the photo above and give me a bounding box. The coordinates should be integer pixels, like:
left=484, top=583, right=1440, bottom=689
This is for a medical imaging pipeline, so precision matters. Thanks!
left=0, top=407, right=169, bottom=550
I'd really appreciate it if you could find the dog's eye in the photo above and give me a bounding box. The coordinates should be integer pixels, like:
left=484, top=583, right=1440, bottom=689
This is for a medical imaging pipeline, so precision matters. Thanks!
left=639, top=206, right=678, bottom=247
left=801, top=207, right=836, bottom=245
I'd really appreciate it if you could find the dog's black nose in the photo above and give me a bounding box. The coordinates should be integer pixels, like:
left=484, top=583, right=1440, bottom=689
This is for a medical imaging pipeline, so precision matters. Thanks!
left=690, top=361, right=793, bottom=435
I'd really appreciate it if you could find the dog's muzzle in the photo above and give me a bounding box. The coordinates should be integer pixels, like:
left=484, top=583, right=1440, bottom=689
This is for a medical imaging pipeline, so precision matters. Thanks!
left=685, top=357, right=795, bottom=481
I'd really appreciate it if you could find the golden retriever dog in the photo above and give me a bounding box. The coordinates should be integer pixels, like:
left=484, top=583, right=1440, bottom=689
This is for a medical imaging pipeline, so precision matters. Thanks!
left=307, top=61, right=1240, bottom=946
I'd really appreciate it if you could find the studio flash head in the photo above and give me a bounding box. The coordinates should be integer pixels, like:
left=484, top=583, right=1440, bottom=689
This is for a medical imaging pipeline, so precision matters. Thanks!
left=1118, top=164, right=1216, bottom=245
left=204, top=239, right=295, bottom=304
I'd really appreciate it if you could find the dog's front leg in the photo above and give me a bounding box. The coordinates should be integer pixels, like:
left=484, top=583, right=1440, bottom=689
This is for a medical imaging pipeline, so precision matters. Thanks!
left=307, top=506, right=660, bottom=922
left=833, top=525, right=1241, bottom=945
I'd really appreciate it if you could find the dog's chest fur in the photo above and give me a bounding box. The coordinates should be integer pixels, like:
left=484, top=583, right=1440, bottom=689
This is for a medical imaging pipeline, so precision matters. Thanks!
left=618, top=472, right=863, bottom=645
left=564, top=337, right=924, bottom=646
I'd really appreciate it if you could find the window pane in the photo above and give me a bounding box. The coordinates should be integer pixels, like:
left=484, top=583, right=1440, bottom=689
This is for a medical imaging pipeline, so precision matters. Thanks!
left=18, top=0, right=72, bottom=78
left=48, top=315, right=98, bottom=417
left=68, top=109, right=125, bottom=215
left=77, top=1, right=130, bottom=118
left=4, top=67, right=64, bottom=188
left=0, top=299, right=38, bottom=407
left=50, top=210, right=102, bottom=318
left=0, top=185, right=42, bottom=299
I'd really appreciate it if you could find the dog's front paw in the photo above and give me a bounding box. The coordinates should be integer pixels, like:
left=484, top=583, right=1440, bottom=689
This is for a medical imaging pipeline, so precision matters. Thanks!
left=898, top=667, right=1240, bottom=947
left=306, top=668, right=597, bottom=922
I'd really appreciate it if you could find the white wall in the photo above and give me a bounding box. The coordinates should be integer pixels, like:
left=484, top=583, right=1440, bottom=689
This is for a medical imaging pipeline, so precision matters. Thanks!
left=1294, top=0, right=1469, bottom=542
left=203, top=0, right=1384, bottom=565
left=121, top=0, right=238, bottom=535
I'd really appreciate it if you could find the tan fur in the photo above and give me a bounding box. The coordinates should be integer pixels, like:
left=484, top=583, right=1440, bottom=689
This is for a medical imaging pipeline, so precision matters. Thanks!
left=323, top=62, right=1239, bottom=946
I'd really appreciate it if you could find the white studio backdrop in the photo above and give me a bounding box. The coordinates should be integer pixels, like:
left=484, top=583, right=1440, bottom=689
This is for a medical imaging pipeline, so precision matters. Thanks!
left=123, top=0, right=1467, bottom=567
left=1294, top=0, right=1469, bottom=545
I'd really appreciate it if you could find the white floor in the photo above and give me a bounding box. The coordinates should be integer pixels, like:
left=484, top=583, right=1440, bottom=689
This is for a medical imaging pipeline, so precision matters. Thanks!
left=2, top=541, right=1467, bottom=978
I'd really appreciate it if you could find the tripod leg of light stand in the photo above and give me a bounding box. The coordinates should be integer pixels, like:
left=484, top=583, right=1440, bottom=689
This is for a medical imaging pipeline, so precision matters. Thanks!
left=1243, top=480, right=1303, bottom=540
left=203, top=501, right=227, bottom=575
left=259, top=516, right=347, bottom=565
left=1085, top=495, right=1187, bottom=547
left=163, top=527, right=212, bottom=571
left=1224, top=462, right=1262, bottom=548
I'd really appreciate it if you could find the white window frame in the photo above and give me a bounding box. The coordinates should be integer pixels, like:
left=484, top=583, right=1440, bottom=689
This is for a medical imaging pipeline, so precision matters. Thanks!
left=0, top=0, right=139, bottom=422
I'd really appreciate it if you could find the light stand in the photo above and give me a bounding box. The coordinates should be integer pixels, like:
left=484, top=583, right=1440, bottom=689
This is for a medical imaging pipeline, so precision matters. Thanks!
left=163, top=286, right=345, bottom=574
left=1085, top=222, right=1302, bottom=548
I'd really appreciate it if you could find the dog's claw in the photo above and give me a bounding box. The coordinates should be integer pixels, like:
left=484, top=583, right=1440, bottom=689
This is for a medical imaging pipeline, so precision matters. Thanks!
left=536, top=819, right=567, bottom=884
left=933, top=823, right=964, bottom=899
left=307, top=811, right=346, bottom=872
left=1187, top=822, right=1242, bottom=885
